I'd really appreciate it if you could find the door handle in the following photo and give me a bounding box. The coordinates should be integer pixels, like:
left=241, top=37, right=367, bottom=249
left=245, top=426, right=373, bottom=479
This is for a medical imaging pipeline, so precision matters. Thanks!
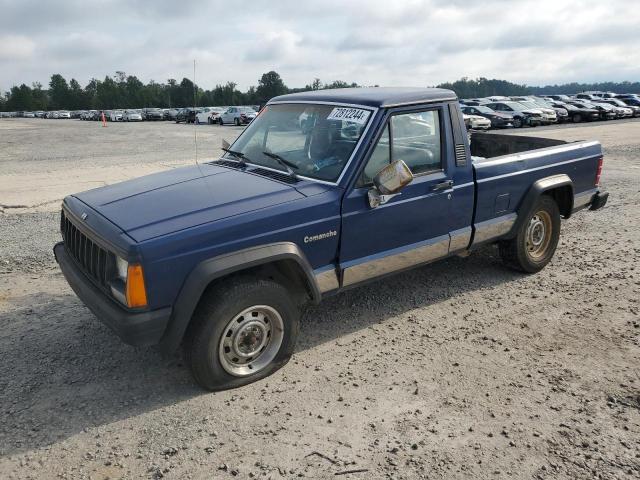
left=432, top=180, right=453, bottom=191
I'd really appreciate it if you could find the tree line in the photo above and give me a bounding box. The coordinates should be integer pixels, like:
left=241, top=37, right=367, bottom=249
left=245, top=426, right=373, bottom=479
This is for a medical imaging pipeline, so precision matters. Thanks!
left=0, top=71, right=358, bottom=112
left=2, top=71, right=639, bottom=112
left=437, top=77, right=640, bottom=98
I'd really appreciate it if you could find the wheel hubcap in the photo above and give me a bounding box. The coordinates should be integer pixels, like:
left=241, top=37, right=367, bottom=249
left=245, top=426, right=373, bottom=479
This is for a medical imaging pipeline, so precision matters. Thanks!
left=526, top=211, right=552, bottom=260
left=219, top=305, right=284, bottom=377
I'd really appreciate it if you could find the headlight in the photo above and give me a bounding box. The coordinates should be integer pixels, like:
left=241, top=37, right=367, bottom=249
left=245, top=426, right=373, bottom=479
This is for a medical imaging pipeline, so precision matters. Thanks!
left=110, top=256, right=148, bottom=308
left=116, top=256, right=128, bottom=280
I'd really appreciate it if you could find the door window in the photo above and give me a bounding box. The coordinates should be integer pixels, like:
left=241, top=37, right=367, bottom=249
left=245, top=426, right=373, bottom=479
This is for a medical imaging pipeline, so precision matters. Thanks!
left=359, top=109, right=442, bottom=186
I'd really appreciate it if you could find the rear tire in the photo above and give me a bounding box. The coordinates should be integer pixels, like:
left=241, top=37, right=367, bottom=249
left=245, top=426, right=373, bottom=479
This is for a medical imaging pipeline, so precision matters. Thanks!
left=513, top=117, right=523, bottom=128
left=499, top=195, right=560, bottom=273
left=184, top=276, right=300, bottom=391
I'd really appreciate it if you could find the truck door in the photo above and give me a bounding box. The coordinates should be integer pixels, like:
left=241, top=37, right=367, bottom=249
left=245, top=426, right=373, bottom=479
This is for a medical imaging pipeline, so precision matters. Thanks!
left=339, top=105, right=454, bottom=287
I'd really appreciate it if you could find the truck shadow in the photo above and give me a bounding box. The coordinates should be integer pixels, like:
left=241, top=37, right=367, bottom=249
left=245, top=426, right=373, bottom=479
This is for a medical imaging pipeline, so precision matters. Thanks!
left=0, top=245, right=519, bottom=456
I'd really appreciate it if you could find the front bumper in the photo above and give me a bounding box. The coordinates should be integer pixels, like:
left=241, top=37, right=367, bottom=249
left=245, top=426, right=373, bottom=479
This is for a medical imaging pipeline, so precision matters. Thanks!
left=54, top=242, right=171, bottom=347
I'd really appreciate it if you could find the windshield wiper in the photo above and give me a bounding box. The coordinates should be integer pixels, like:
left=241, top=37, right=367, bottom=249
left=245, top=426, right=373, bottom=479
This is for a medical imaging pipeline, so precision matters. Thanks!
left=221, top=147, right=249, bottom=168
left=262, top=151, right=299, bottom=180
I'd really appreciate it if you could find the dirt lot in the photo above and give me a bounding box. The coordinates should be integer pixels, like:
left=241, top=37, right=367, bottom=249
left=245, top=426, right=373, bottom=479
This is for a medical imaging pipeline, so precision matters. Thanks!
left=0, top=118, right=638, bottom=479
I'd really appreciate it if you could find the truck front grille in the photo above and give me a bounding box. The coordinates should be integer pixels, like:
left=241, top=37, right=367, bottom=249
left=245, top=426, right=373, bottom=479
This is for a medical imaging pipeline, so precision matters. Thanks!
left=61, top=210, right=109, bottom=287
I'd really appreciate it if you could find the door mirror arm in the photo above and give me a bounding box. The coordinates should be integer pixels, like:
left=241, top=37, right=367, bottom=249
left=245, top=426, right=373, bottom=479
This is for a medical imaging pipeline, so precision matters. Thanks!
left=367, top=160, right=413, bottom=209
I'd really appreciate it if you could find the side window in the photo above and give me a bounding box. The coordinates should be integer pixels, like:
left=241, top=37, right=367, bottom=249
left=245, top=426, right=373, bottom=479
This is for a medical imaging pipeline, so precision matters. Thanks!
left=390, top=110, right=442, bottom=175
left=359, top=125, right=390, bottom=186
left=358, top=109, right=442, bottom=186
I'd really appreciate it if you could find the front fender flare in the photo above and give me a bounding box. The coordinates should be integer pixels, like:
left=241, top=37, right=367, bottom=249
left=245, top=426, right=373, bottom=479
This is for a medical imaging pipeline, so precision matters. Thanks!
left=158, top=242, right=320, bottom=353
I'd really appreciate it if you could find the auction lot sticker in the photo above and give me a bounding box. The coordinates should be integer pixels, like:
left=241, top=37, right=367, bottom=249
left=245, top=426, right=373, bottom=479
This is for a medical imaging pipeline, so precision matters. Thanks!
left=327, top=107, right=370, bottom=124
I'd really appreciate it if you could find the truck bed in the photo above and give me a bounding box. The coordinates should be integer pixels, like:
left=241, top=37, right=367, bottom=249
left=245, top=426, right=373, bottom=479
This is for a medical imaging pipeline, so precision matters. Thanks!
left=469, top=132, right=566, bottom=160
left=468, top=132, right=603, bottom=247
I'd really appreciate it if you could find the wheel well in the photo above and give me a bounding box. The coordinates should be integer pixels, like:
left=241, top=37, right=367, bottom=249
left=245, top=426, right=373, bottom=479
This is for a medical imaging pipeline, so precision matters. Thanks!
left=200, top=260, right=313, bottom=307
left=543, top=185, right=573, bottom=218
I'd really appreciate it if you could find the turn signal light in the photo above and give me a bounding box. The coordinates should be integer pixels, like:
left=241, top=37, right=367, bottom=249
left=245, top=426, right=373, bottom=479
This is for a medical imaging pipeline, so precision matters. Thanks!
left=595, top=157, right=603, bottom=187
left=125, top=264, right=148, bottom=308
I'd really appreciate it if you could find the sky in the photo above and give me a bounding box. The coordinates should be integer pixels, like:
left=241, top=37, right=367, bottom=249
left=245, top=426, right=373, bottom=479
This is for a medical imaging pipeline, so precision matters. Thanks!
left=1, top=0, right=639, bottom=92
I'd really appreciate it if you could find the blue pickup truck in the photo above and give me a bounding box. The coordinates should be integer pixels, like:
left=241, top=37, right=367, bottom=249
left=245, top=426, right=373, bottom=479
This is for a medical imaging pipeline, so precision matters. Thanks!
left=55, top=88, right=608, bottom=390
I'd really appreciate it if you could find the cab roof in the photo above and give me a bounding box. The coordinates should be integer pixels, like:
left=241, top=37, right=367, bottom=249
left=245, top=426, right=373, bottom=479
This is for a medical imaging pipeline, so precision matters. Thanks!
left=269, top=87, right=457, bottom=108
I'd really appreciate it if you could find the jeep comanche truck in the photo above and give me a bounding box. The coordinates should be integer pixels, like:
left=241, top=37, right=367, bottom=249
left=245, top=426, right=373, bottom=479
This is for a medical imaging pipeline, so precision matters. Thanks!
left=55, top=87, right=608, bottom=390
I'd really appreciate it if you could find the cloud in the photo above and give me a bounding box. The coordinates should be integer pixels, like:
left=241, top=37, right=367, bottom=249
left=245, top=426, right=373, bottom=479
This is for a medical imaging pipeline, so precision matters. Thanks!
left=0, top=0, right=639, bottom=92
left=0, top=35, right=36, bottom=61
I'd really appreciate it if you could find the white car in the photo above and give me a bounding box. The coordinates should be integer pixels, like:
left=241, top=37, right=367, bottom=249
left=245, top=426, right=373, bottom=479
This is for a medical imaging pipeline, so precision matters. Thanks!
left=512, top=98, right=557, bottom=124
left=123, top=110, right=143, bottom=121
left=463, top=114, right=491, bottom=130
left=195, top=107, right=225, bottom=124
left=23, top=112, right=35, bottom=118
left=58, top=111, right=71, bottom=119
left=110, top=110, right=124, bottom=121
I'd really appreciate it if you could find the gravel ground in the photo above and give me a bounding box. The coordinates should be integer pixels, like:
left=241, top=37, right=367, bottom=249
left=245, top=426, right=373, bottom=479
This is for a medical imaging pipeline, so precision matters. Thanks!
left=0, top=118, right=638, bottom=479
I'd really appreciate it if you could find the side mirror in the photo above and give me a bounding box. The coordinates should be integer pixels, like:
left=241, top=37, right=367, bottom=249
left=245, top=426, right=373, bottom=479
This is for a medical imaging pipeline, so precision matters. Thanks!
left=221, top=138, right=231, bottom=150
left=368, top=160, right=413, bottom=208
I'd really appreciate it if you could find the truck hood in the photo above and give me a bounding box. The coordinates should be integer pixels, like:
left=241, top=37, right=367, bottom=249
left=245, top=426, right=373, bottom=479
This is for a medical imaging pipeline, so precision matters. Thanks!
left=74, top=163, right=305, bottom=242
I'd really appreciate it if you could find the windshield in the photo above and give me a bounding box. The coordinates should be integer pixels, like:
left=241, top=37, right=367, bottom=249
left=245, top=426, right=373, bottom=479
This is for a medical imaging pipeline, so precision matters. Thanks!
left=227, top=103, right=372, bottom=182
left=520, top=101, right=542, bottom=110
left=474, top=106, right=494, bottom=113
left=503, top=102, right=525, bottom=111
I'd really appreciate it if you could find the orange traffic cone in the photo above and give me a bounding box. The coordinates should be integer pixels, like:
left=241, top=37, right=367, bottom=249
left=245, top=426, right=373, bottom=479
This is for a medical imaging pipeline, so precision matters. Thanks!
left=101, top=111, right=107, bottom=127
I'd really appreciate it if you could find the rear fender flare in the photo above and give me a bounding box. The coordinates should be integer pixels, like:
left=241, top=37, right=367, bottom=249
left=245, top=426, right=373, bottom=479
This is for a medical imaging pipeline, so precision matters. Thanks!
left=159, top=242, right=320, bottom=353
left=507, top=174, right=574, bottom=238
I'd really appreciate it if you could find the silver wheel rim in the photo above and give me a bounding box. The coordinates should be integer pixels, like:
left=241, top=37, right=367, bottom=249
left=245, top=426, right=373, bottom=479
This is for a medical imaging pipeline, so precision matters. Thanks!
left=218, top=305, right=284, bottom=377
left=526, top=211, right=552, bottom=261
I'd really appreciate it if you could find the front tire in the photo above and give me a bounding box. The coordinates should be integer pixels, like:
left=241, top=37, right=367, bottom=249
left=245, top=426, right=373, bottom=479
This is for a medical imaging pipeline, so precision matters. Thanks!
left=184, top=277, right=300, bottom=391
left=499, top=195, right=560, bottom=273
left=513, top=117, right=523, bottom=128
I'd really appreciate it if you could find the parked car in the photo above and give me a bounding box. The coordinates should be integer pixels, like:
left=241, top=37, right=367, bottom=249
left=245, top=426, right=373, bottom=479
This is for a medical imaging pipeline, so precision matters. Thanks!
left=485, top=101, right=544, bottom=127
left=54, top=87, right=609, bottom=390
left=528, top=97, right=569, bottom=123
left=570, top=101, right=617, bottom=120
left=176, top=108, right=198, bottom=124
left=548, top=101, right=599, bottom=123
left=143, top=108, right=164, bottom=121
left=460, top=105, right=513, bottom=128
left=594, top=99, right=637, bottom=117
left=575, top=93, right=601, bottom=101
left=617, top=96, right=640, bottom=108
left=123, top=110, right=143, bottom=121
left=58, top=110, right=71, bottom=119
left=23, top=112, right=35, bottom=118
left=615, top=93, right=640, bottom=102
left=167, top=108, right=180, bottom=120
left=109, top=110, right=124, bottom=121
left=195, top=107, right=225, bottom=124
left=219, top=106, right=257, bottom=125
left=463, top=113, right=491, bottom=130
left=511, top=98, right=557, bottom=124
left=543, top=94, right=573, bottom=102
